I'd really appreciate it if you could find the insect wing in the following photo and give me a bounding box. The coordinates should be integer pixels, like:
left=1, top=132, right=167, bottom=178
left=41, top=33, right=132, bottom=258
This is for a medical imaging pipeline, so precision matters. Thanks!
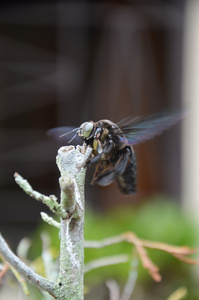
left=118, top=110, right=184, bottom=145
left=47, top=126, right=82, bottom=146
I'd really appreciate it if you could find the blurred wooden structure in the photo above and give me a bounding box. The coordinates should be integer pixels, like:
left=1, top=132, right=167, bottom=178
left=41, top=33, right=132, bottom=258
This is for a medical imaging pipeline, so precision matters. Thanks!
left=0, top=1, right=184, bottom=242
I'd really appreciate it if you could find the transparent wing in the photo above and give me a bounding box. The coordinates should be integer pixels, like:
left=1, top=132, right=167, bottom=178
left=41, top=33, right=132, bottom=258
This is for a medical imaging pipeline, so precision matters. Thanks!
left=117, top=109, right=184, bottom=145
left=47, top=126, right=82, bottom=146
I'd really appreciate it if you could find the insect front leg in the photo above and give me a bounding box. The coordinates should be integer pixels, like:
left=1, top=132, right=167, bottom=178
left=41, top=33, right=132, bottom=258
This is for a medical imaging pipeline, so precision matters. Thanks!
left=86, top=153, right=102, bottom=166
left=86, top=140, right=114, bottom=167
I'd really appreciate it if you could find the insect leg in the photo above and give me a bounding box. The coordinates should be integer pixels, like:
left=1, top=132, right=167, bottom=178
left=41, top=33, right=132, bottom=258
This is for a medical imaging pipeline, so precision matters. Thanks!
left=92, top=165, right=115, bottom=186
left=86, top=153, right=102, bottom=166
left=103, top=140, right=114, bottom=154
left=86, top=140, right=114, bottom=166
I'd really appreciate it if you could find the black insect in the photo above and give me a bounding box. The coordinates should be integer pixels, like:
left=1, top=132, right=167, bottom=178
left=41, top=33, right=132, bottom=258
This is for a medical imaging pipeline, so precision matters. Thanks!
left=48, top=109, right=183, bottom=195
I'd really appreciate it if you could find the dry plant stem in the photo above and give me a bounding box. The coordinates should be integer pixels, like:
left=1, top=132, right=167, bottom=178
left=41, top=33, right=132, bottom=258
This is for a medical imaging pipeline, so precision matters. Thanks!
left=84, top=235, right=125, bottom=248
left=84, top=254, right=129, bottom=273
left=106, top=279, right=120, bottom=300
left=55, top=145, right=92, bottom=300
left=85, top=231, right=197, bottom=282
left=120, top=249, right=139, bottom=300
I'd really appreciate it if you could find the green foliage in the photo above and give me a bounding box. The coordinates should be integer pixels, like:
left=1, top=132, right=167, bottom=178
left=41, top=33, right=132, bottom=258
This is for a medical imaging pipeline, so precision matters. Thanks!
left=84, top=196, right=197, bottom=284
left=29, top=195, right=198, bottom=299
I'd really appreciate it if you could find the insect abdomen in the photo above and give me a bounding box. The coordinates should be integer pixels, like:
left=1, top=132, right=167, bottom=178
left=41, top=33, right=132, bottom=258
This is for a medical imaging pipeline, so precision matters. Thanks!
left=116, top=149, right=137, bottom=194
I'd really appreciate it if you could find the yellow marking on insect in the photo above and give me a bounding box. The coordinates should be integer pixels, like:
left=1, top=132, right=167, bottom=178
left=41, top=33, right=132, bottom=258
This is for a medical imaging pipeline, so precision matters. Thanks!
left=93, top=139, right=98, bottom=151
left=101, top=128, right=108, bottom=142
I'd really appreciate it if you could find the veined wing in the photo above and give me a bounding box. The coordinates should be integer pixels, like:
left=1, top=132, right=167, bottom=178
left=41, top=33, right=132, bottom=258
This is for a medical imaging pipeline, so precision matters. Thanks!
left=117, top=109, right=184, bottom=145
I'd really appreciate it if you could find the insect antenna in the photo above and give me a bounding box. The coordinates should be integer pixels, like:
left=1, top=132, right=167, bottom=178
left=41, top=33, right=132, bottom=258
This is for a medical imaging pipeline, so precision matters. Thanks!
left=59, top=127, right=79, bottom=138
left=68, top=130, right=79, bottom=144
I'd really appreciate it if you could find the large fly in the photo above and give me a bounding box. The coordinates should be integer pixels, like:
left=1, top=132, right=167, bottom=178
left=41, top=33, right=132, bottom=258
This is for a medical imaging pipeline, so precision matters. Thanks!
left=48, top=109, right=183, bottom=194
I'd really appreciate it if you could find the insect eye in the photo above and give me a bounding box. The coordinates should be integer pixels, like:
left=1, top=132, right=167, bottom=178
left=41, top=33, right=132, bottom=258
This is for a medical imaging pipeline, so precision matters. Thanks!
left=79, top=122, right=94, bottom=138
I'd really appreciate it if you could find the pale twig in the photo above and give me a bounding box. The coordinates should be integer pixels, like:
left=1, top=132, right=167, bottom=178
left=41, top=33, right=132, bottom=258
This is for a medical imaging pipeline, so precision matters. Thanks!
left=40, top=212, right=61, bottom=229
left=9, top=264, right=30, bottom=296
left=17, top=238, right=31, bottom=260
left=84, top=235, right=125, bottom=248
left=85, top=231, right=197, bottom=282
left=120, top=249, right=139, bottom=300
left=106, top=279, right=120, bottom=300
left=84, top=254, right=129, bottom=273
left=105, top=250, right=139, bottom=300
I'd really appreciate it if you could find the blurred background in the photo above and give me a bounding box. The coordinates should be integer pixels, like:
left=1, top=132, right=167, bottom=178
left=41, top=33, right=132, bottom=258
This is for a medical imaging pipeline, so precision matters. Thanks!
left=0, top=0, right=199, bottom=299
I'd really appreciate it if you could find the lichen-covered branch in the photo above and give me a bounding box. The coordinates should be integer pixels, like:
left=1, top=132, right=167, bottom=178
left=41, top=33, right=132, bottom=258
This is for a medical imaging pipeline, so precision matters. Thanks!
left=0, top=144, right=92, bottom=300
left=1, top=142, right=197, bottom=299
left=40, top=212, right=61, bottom=229
left=14, top=172, right=67, bottom=219
left=55, top=144, right=92, bottom=299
